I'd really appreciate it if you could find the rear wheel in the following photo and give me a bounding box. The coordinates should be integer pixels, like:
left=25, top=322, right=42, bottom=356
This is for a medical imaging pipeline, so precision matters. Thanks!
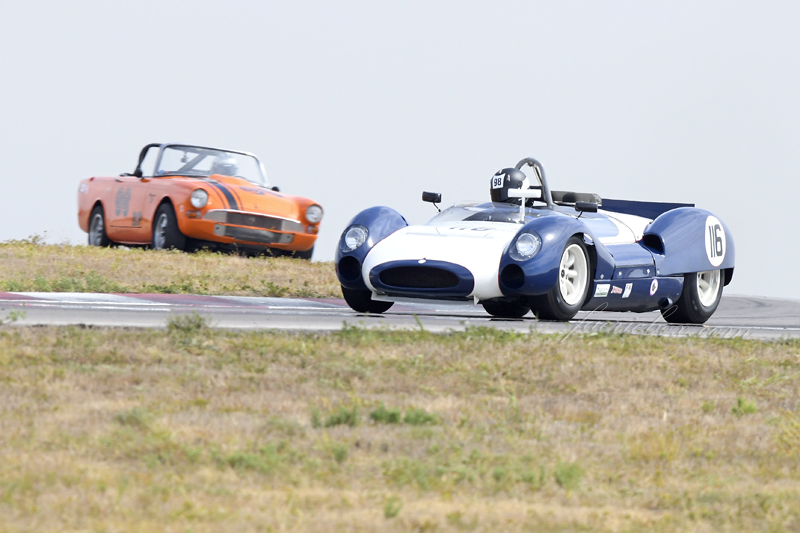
left=482, top=300, right=530, bottom=318
left=529, top=236, right=590, bottom=321
left=662, top=270, right=722, bottom=324
left=341, top=286, right=393, bottom=314
left=152, top=203, right=186, bottom=251
left=88, top=205, right=113, bottom=247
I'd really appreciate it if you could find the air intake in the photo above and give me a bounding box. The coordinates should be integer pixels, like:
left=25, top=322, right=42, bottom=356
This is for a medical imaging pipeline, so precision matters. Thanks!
left=379, top=266, right=459, bottom=289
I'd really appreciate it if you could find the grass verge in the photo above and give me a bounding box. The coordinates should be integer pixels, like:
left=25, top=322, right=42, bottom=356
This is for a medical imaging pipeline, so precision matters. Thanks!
left=0, top=238, right=339, bottom=297
left=1, top=323, right=799, bottom=531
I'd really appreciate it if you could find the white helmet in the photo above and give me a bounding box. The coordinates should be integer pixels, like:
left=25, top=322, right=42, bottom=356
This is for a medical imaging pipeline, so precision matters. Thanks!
left=210, top=153, right=238, bottom=176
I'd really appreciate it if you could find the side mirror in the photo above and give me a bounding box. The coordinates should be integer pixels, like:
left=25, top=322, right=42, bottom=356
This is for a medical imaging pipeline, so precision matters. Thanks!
left=575, top=201, right=598, bottom=213
left=422, top=191, right=441, bottom=203
left=133, top=168, right=143, bottom=178
left=271, top=186, right=280, bottom=192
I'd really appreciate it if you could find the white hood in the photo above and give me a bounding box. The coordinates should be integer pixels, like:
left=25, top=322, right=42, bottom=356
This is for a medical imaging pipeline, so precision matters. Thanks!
left=363, top=221, right=520, bottom=301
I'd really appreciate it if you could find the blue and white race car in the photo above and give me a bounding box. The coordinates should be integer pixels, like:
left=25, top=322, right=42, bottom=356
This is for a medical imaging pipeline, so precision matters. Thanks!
left=335, top=158, right=734, bottom=324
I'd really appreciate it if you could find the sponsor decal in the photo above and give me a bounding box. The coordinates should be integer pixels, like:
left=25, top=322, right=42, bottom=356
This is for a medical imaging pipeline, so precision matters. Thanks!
left=705, top=215, right=726, bottom=267
left=594, top=284, right=610, bottom=297
left=611, top=286, right=623, bottom=295
left=650, top=279, right=659, bottom=296
left=622, top=283, right=633, bottom=298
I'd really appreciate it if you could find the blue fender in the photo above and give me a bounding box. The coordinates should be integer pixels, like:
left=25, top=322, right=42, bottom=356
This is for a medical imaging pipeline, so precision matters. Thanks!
left=641, top=208, right=735, bottom=280
left=498, top=215, right=615, bottom=297
left=335, top=206, right=408, bottom=290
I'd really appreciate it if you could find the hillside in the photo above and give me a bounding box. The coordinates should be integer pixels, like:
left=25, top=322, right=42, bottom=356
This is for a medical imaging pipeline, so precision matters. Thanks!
left=0, top=238, right=340, bottom=298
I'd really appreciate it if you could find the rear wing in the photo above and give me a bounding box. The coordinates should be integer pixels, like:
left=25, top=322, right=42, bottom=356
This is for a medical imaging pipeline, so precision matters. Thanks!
left=600, top=199, right=694, bottom=220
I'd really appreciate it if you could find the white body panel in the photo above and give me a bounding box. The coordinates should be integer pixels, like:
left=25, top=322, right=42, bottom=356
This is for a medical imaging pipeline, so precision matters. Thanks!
left=362, top=222, right=519, bottom=301
left=595, top=210, right=650, bottom=244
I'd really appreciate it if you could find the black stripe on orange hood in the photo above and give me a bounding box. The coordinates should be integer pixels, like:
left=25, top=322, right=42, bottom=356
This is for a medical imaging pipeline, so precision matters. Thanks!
left=208, top=182, right=239, bottom=211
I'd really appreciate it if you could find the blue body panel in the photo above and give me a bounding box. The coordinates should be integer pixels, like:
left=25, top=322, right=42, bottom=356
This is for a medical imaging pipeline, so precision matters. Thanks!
left=497, top=214, right=615, bottom=296
left=583, top=276, right=683, bottom=312
left=606, top=244, right=655, bottom=279
left=335, top=206, right=408, bottom=290
left=642, top=208, right=735, bottom=277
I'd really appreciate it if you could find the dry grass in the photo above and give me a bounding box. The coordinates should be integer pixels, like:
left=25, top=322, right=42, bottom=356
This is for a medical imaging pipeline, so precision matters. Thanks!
left=1, top=322, right=800, bottom=531
left=0, top=238, right=339, bottom=297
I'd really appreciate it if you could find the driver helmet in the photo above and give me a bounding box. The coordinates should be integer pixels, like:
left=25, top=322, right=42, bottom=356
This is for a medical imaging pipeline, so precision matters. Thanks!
left=490, top=168, right=529, bottom=203
left=210, top=153, right=238, bottom=176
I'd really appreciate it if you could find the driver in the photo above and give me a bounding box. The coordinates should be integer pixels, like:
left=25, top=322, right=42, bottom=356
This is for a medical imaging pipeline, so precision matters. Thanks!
left=490, top=168, right=529, bottom=203
left=210, top=153, right=238, bottom=176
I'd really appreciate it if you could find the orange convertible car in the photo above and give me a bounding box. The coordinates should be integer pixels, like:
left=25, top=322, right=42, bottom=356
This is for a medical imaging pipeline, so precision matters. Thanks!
left=77, top=143, right=323, bottom=258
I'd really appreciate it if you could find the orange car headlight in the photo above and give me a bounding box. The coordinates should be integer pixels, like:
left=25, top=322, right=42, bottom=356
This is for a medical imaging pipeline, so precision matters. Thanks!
left=305, top=205, right=323, bottom=223
left=190, top=189, right=209, bottom=208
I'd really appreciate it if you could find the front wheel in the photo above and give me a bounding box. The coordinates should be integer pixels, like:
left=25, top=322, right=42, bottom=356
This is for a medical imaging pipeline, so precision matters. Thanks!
left=341, top=286, right=393, bottom=314
left=529, top=236, right=590, bottom=321
left=292, top=245, right=314, bottom=260
left=661, top=270, right=723, bottom=324
left=152, top=203, right=186, bottom=251
left=482, top=300, right=530, bottom=318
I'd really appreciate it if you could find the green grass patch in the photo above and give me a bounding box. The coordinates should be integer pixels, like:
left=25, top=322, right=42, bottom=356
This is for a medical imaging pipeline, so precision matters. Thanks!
left=0, top=326, right=799, bottom=531
left=0, top=239, right=339, bottom=297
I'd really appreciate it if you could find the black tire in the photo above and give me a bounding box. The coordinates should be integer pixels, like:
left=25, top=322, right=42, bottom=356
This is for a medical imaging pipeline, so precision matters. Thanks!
left=292, top=245, right=314, bottom=260
left=482, top=299, right=530, bottom=318
left=661, top=270, right=723, bottom=324
left=341, top=286, right=393, bottom=314
left=151, top=203, right=186, bottom=251
left=87, top=205, right=113, bottom=247
left=529, top=236, right=591, bottom=321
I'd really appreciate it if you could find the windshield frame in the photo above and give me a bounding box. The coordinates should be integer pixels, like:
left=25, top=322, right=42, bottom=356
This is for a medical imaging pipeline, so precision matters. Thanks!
left=151, top=143, right=269, bottom=186
left=426, top=202, right=543, bottom=226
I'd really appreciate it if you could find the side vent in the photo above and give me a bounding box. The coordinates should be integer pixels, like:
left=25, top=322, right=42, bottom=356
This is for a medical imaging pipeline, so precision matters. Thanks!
left=641, top=234, right=665, bottom=255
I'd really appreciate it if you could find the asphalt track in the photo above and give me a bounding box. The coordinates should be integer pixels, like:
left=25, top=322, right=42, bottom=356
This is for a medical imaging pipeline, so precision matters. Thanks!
left=0, top=292, right=798, bottom=340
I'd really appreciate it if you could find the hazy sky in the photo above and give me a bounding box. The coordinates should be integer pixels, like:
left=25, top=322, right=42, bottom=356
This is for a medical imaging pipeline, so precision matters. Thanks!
left=2, top=1, right=798, bottom=298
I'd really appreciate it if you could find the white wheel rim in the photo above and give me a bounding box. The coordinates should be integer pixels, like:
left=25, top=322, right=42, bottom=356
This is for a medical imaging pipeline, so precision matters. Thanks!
left=154, top=213, right=168, bottom=249
left=89, top=213, right=104, bottom=245
left=697, top=270, right=721, bottom=307
left=558, top=244, right=588, bottom=306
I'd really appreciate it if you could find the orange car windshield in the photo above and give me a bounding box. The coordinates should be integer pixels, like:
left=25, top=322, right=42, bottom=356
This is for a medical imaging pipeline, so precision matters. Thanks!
left=156, top=145, right=267, bottom=185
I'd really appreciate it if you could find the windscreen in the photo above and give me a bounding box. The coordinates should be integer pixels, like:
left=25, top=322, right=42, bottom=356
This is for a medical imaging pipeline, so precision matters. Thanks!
left=426, top=202, right=531, bottom=225
left=156, top=145, right=267, bottom=185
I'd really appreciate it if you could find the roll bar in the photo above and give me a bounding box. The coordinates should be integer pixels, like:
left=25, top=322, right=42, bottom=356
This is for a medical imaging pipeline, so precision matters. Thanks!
left=515, top=157, right=553, bottom=207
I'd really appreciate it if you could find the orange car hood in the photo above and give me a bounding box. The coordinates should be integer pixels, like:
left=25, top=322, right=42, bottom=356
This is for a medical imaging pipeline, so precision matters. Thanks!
left=206, top=175, right=304, bottom=219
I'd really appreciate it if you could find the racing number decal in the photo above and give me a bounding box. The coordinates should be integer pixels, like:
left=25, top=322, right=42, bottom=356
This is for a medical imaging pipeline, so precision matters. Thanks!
left=492, top=173, right=504, bottom=189
left=115, top=187, right=131, bottom=216
left=704, top=215, right=726, bottom=267
left=115, top=187, right=142, bottom=225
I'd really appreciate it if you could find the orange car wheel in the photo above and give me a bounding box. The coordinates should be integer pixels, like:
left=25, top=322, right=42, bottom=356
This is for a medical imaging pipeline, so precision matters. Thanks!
left=88, top=205, right=113, bottom=247
left=152, top=204, right=186, bottom=251
left=292, top=245, right=314, bottom=261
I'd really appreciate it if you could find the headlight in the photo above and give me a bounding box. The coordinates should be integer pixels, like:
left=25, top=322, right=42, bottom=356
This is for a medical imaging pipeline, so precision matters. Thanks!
left=305, top=205, right=323, bottom=223
left=510, top=232, right=542, bottom=261
left=190, top=189, right=209, bottom=208
left=340, top=225, right=368, bottom=252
